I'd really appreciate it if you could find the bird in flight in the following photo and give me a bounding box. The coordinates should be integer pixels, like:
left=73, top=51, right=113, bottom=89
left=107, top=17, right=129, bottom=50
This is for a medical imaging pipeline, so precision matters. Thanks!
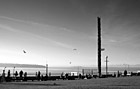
left=73, top=49, right=77, bottom=50
left=23, top=50, right=26, bottom=53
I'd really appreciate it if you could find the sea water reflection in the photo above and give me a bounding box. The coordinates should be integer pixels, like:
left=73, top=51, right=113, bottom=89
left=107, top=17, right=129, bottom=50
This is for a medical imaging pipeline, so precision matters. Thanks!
left=0, top=66, right=139, bottom=76
left=0, top=67, right=83, bottom=76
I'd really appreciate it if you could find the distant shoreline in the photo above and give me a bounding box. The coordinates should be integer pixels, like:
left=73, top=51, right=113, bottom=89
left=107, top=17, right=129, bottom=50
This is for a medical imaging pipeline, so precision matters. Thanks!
left=0, top=63, right=45, bottom=68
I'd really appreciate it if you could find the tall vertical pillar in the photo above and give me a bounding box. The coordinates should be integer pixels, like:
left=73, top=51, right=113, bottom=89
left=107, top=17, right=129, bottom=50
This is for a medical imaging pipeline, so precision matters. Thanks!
left=97, top=17, right=101, bottom=77
left=46, top=64, right=48, bottom=75
left=105, top=56, right=108, bottom=76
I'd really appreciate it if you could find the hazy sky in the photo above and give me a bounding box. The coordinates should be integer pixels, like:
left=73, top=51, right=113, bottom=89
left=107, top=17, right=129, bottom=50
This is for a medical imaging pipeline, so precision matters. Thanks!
left=0, top=0, right=140, bottom=67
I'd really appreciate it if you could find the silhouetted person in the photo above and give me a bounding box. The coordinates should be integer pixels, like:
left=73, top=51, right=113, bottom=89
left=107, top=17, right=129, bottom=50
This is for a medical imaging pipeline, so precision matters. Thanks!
left=124, top=70, right=127, bottom=76
left=15, top=71, right=18, bottom=77
left=72, top=73, right=74, bottom=76
left=61, top=72, right=64, bottom=80
left=24, top=72, right=27, bottom=77
left=65, top=73, right=68, bottom=79
left=131, top=72, right=133, bottom=76
left=19, top=70, right=23, bottom=78
left=24, top=72, right=27, bottom=81
left=117, top=70, right=120, bottom=77
left=37, top=71, right=41, bottom=81
left=1, top=70, right=5, bottom=82
left=45, top=74, right=48, bottom=81
left=6, top=70, right=11, bottom=82
left=35, top=72, right=37, bottom=77
left=79, top=73, right=82, bottom=79
left=7, top=70, right=11, bottom=78
left=41, top=75, right=44, bottom=81
left=88, top=74, right=92, bottom=79
left=49, top=72, right=51, bottom=76
left=114, top=72, right=116, bottom=77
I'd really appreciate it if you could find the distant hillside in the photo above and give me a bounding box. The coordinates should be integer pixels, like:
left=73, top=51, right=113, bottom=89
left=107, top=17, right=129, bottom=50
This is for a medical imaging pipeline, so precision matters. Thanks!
left=0, top=63, right=45, bottom=68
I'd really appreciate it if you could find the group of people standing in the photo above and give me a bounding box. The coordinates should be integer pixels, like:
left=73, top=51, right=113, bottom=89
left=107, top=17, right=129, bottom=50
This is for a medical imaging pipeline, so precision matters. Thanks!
left=0, top=68, right=50, bottom=82
left=14, top=70, right=27, bottom=78
left=0, top=69, right=27, bottom=82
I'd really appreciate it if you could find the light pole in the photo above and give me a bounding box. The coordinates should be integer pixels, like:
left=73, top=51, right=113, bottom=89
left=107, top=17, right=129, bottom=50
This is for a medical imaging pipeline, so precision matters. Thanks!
left=78, top=66, right=80, bottom=76
left=105, top=56, right=109, bottom=76
left=73, top=49, right=79, bottom=76
left=13, top=66, right=15, bottom=77
left=3, top=67, right=6, bottom=76
left=46, top=64, right=48, bottom=76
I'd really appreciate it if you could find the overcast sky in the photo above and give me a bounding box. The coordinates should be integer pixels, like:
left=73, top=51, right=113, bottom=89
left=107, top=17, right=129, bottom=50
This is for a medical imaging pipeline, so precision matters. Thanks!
left=0, top=0, right=140, bottom=67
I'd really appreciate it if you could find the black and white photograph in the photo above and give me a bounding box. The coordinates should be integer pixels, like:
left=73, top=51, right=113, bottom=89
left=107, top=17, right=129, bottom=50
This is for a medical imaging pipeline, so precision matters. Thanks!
left=0, top=0, right=140, bottom=89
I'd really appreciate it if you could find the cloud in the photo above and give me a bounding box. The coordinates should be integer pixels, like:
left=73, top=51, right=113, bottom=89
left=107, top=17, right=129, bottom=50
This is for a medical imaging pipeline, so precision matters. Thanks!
left=60, top=27, right=75, bottom=33
left=102, top=38, right=118, bottom=45
left=0, top=15, right=75, bottom=33
left=0, top=16, right=44, bottom=26
left=31, top=32, right=74, bottom=49
left=0, top=16, right=78, bottom=49
left=0, top=24, right=19, bottom=32
left=0, top=24, right=74, bottom=49
left=109, top=39, right=118, bottom=43
left=50, top=40, right=74, bottom=49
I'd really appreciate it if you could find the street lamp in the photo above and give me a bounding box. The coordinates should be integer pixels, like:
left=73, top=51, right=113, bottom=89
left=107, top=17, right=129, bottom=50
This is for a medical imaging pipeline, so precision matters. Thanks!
left=13, top=66, right=15, bottom=77
left=105, top=56, right=109, bottom=76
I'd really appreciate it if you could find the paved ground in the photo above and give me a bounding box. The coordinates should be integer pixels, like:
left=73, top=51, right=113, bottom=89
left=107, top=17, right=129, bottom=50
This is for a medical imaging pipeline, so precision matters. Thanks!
left=0, top=76, right=140, bottom=89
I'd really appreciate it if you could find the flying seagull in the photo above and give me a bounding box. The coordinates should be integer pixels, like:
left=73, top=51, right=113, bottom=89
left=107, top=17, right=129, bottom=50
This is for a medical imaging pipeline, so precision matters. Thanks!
left=23, top=50, right=26, bottom=53
left=73, top=48, right=77, bottom=50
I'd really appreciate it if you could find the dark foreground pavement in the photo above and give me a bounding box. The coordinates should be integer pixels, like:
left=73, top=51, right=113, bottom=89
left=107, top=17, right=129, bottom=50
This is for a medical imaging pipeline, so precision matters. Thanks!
left=0, top=76, right=140, bottom=89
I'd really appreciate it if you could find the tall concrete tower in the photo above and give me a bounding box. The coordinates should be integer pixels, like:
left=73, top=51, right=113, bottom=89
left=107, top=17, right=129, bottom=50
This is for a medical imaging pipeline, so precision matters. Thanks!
left=97, top=17, right=101, bottom=77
